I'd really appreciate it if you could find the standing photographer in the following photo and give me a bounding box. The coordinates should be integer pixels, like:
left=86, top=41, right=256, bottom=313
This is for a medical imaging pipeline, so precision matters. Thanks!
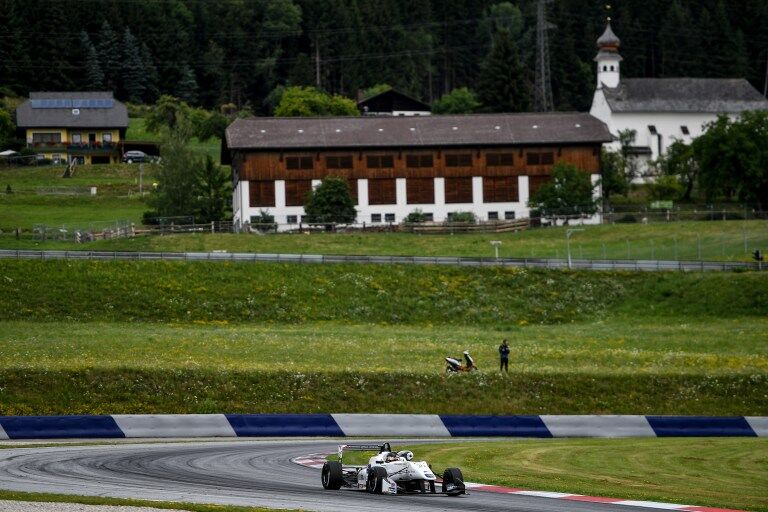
left=498, top=339, right=510, bottom=373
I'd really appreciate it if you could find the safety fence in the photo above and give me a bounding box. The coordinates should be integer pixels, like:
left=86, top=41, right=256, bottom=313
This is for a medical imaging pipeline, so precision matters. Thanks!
left=0, top=414, right=765, bottom=439
left=0, top=249, right=762, bottom=272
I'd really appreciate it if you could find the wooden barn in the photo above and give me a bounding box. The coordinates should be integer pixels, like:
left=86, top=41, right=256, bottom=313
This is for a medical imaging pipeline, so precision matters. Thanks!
left=222, top=112, right=611, bottom=228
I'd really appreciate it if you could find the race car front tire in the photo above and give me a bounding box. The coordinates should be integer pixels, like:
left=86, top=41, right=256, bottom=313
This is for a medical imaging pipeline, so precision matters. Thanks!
left=366, top=466, right=388, bottom=494
left=321, top=461, right=343, bottom=490
left=441, top=467, right=465, bottom=496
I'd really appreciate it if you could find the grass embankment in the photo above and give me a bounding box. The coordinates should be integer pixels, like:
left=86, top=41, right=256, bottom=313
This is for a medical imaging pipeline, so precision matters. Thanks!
left=0, top=260, right=765, bottom=415
left=0, top=490, right=290, bottom=512
left=338, top=439, right=768, bottom=512
left=1, top=221, right=766, bottom=262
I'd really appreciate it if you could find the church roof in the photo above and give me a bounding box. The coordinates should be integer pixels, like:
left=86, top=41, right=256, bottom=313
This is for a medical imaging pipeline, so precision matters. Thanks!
left=596, top=23, right=621, bottom=48
left=603, top=78, right=768, bottom=113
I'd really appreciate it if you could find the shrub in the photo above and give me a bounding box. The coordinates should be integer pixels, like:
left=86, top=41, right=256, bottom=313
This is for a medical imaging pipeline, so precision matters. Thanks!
left=448, top=211, right=476, bottom=224
left=404, top=209, right=427, bottom=223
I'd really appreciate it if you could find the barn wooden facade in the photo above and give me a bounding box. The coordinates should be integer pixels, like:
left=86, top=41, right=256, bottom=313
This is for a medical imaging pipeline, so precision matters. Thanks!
left=223, top=113, right=611, bottom=228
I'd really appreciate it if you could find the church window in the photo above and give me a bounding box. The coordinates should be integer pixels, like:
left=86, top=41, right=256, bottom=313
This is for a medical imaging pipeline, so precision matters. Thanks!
left=681, top=126, right=690, bottom=135
left=648, top=125, right=658, bottom=135
left=610, top=65, right=615, bottom=71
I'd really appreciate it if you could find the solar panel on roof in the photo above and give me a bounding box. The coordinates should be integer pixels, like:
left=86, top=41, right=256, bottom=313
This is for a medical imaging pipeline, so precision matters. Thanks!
left=31, top=98, right=113, bottom=109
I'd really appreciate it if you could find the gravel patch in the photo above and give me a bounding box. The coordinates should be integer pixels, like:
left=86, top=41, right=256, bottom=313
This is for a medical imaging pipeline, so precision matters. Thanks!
left=0, top=501, right=189, bottom=512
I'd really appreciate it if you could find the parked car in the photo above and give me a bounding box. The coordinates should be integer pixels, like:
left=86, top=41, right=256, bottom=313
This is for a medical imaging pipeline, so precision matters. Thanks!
left=122, top=150, right=148, bottom=163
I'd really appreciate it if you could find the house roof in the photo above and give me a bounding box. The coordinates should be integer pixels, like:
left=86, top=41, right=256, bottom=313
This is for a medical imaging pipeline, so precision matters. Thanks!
left=603, top=78, right=768, bottom=113
left=225, top=112, right=611, bottom=151
left=357, top=89, right=431, bottom=113
left=16, top=92, right=129, bottom=128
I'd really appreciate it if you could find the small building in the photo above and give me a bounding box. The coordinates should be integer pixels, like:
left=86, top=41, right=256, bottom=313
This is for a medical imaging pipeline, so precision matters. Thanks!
left=223, top=112, right=611, bottom=229
left=589, top=23, right=768, bottom=175
left=16, top=92, right=129, bottom=165
left=357, top=89, right=431, bottom=116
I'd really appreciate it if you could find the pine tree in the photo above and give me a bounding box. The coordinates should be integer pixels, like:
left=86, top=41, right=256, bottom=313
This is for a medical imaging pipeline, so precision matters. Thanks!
left=121, top=28, right=145, bottom=102
left=476, top=31, right=530, bottom=112
left=709, top=0, right=749, bottom=78
left=140, top=43, right=160, bottom=103
left=81, top=32, right=104, bottom=91
left=96, top=21, right=119, bottom=91
left=659, top=1, right=700, bottom=77
left=175, top=64, right=199, bottom=105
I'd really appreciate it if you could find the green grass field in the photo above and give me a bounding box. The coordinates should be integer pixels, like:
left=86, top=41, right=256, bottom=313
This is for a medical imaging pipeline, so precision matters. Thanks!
left=0, top=164, right=152, bottom=229
left=1, top=220, right=766, bottom=262
left=0, top=260, right=765, bottom=415
left=338, top=439, right=768, bottom=512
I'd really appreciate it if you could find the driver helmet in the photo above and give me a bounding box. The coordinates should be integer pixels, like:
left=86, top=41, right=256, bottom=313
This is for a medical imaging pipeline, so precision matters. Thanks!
left=385, top=452, right=399, bottom=462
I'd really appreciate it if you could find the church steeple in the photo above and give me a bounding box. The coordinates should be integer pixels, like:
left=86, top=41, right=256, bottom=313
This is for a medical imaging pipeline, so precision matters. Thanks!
left=595, top=22, right=622, bottom=88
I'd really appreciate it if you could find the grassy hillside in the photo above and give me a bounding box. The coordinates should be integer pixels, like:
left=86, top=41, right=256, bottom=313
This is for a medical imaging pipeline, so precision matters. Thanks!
left=126, top=117, right=220, bottom=161
left=2, top=260, right=766, bottom=324
left=0, top=260, right=765, bottom=415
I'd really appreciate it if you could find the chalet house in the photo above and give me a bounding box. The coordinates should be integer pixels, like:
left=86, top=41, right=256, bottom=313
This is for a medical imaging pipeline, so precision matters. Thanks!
left=223, top=113, right=611, bottom=229
left=357, top=89, right=431, bottom=116
left=16, top=92, right=129, bottom=165
left=590, top=23, right=768, bottom=176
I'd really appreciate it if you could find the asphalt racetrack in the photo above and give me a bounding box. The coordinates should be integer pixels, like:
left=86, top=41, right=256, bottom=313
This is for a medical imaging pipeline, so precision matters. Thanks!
left=0, top=439, right=671, bottom=512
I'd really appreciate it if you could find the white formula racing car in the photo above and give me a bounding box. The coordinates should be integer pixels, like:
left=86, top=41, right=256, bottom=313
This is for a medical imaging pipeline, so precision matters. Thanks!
left=321, top=442, right=466, bottom=496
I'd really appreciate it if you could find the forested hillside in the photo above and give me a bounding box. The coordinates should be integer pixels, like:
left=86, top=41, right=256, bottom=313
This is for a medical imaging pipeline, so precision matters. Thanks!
left=0, top=0, right=765, bottom=113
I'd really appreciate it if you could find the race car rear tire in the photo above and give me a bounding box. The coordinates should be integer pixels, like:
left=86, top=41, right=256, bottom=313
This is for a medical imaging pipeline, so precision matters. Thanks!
left=321, top=461, right=343, bottom=490
left=366, top=466, right=387, bottom=494
left=442, top=467, right=465, bottom=495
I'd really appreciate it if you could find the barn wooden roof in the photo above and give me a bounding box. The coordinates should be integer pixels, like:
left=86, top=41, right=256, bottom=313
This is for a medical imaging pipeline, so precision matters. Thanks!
left=225, top=112, right=611, bottom=151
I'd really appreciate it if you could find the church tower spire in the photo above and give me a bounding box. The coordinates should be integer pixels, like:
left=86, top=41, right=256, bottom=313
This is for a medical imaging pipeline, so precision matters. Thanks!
left=595, top=21, right=622, bottom=88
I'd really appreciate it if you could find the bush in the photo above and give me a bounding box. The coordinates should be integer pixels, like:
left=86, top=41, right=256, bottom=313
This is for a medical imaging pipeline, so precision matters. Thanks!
left=404, top=209, right=427, bottom=223
left=447, top=211, right=476, bottom=224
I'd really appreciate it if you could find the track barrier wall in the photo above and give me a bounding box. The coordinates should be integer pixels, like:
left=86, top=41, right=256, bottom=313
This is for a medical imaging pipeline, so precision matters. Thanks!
left=0, top=414, right=765, bottom=439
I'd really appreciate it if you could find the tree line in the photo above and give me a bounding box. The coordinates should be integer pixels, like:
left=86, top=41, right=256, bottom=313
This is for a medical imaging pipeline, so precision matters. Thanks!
left=0, top=0, right=766, bottom=113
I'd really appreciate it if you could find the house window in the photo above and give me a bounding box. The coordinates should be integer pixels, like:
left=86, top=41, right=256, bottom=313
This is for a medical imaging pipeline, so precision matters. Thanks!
left=406, top=178, right=434, bottom=204
left=405, top=154, right=433, bottom=168
left=505, top=211, right=516, bottom=220
left=326, top=155, right=353, bottom=169
left=423, top=213, right=434, bottom=222
left=488, top=211, right=499, bottom=220
left=368, top=178, right=396, bottom=205
left=526, top=152, right=554, bottom=165
left=648, top=125, right=658, bottom=135
left=385, top=213, right=395, bottom=222
left=102, top=132, right=112, bottom=143
left=681, top=126, right=690, bottom=135
left=371, top=213, right=382, bottom=223
left=249, top=180, right=275, bottom=207
left=285, top=180, right=313, bottom=206
left=32, top=132, right=62, bottom=144
left=286, top=215, right=298, bottom=224
left=486, top=153, right=514, bottom=166
left=52, top=154, right=61, bottom=164
left=483, top=176, right=519, bottom=203
left=71, top=133, right=81, bottom=144
left=445, top=153, right=472, bottom=167
left=444, top=177, right=473, bottom=203
left=286, top=156, right=313, bottom=170
left=366, top=155, right=394, bottom=168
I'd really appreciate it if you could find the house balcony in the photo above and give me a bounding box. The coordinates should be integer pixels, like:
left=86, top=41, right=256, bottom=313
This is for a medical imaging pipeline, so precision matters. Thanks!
left=28, top=142, right=121, bottom=154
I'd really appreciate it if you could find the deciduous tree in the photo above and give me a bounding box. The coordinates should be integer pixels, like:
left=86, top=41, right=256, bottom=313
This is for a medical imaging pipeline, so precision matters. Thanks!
left=529, top=162, right=597, bottom=223
left=303, top=176, right=357, bottom=223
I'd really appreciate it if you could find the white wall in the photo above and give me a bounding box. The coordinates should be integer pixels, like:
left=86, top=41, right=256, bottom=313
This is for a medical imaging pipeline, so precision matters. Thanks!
left=237, top=176, right=535, bottom=231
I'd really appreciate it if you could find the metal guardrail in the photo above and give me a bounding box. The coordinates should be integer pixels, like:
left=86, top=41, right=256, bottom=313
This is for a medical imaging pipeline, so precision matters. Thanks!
left=0, top=249, right=761, bottom=272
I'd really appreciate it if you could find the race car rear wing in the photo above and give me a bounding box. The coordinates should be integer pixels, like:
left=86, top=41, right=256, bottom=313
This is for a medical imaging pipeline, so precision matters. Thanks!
left=337, top=442, right=392, bottom=461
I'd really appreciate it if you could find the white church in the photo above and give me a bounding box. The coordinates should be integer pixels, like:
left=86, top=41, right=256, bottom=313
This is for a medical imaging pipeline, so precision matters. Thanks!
left=589, top=22, right=768, bottom=176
